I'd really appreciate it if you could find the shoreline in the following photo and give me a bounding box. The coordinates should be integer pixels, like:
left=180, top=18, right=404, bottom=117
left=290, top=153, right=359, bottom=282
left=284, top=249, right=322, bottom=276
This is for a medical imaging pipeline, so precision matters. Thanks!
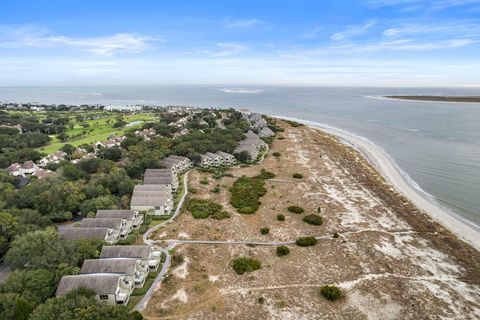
left=274, top=115, right=480, bottom=251
left=384, top=95, right=480, bottom=103
left=364, top=95, right=480, bottom=104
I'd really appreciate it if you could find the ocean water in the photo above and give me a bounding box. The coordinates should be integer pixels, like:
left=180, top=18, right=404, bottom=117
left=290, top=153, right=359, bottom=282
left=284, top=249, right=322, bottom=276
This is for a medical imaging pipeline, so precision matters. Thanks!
left=1, top=85, right=479, bottom=228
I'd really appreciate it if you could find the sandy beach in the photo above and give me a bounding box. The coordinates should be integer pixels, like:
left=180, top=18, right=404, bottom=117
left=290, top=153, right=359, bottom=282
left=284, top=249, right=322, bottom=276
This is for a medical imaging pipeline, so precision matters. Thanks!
left=276, top=116, right=480, bottom=251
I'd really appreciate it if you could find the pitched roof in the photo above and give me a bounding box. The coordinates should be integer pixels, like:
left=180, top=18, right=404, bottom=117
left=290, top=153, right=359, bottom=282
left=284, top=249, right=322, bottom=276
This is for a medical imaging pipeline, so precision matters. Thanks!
left=79, top=218, right=124, bottom=229
left=144, top=169, right=173, bottom=176
left=205, top=152, right=221, bottom=159
left=21, top=161, right=36, bottom=169
left=60, top=227, right=108, bottom=241
left=216, top=151, right=233, bottom=158
left=144, top=176, right=172, bottom=185
left=100, top=245, right=151, bottom=259
left=95, top=210, right=136, bottom=220
left=56, top=274, right=121, bottom=296
left=80, top=258, right=138, bottom=276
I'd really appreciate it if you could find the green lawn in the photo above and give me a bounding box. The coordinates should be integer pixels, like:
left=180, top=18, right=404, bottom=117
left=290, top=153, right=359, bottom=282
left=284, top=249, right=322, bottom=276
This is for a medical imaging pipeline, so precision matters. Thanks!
left=37, top=112, right=156, bottom=154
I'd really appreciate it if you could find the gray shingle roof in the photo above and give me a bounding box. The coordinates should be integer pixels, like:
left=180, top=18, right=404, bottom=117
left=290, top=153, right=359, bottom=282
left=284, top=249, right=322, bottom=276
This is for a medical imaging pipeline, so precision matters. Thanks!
left=79, top=218, right=124, bottom=229
left=100, top=245, right=151, bottom=259
left=144, top=169, right=172, bottom=176
left=144, top=176, right=172, bottom=185
left=80, top=258, right=138, bottom=276
left=95, top=210, right=136, bottom=221
left=60, top=227, right=109, bottom=240
left=56, top=274, right=121, bottom=296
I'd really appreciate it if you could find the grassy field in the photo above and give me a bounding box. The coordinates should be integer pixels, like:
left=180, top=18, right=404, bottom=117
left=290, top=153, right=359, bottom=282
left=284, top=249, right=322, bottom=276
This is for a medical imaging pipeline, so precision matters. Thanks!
left=36, top=112, right=156, bottom=154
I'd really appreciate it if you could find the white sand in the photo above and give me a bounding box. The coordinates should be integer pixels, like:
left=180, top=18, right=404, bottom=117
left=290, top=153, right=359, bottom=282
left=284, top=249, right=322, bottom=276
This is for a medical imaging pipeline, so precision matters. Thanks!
left=275, top=116, right=480, bottom=251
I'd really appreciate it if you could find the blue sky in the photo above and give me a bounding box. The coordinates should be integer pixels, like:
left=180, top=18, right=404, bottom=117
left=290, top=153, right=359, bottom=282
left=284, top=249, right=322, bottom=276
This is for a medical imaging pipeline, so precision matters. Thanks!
left=0, top=0, right=479, bottom=86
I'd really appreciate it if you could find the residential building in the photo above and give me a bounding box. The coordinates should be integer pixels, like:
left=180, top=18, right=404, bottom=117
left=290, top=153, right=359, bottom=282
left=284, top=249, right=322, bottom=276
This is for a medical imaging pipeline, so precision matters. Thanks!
left=56, top=274, right=133, bottom=306
left=130, top=185, right=173, bottom=215
left=6, top=163, right=22, bottom=176
left=216, top=151, right=236, bottom=165
left=199, top=154, right=213, bottom=168
left=258, top=127, right=275, bottom=138
left=100, top=245, right=163, bottom=271
left=144, top=169, right=179, bottom=191
left=20, top=161, right=38, bottom=175
left=79, top=218, right=131, bottom=239
left=80, top=258, right=149, bottom=288
left=95, top=210, right=144, bottom=230
left=159, top=155, right=192, bottom=174
left=205, top=152, right=223, bottom=167
left=60, top=227, right=120, bottom=244
left=33, top=168, right=58, bottom=179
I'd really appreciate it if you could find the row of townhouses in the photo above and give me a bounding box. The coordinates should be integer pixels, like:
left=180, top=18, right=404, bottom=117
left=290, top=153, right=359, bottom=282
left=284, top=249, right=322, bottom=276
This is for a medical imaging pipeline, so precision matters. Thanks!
left=56, top=245, right=163, bottom=306
left=242, top=112, right=275, bottom=138
left=234, top=130, right=268, bottom=160
left=198, top=151, right=236, bottom=168
left=130, top=156, right=192, bottom=215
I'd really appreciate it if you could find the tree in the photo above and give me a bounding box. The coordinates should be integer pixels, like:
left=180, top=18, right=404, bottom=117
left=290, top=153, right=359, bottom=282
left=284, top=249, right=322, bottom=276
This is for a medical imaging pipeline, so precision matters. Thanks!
left=98, top=146, right=122, bottom=161
left=0, top=269, right=56, bottom=304
left=4, top=228, right=66, bottom=270
left=235, top=151, right=251, bottom=163
left=60, top=144, right=76, bottom=155
left=60, top=164, right=88, bottom=181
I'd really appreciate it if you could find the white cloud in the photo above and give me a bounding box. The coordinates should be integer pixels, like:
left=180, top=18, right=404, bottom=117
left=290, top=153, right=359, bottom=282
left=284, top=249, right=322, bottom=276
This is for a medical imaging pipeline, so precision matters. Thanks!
left=209, top=42, right=248, bottom=57
left=0, top=26, right=158, bottom=55
left=331, top=20, right=377, bottom=40
left=223, top=17, right=263, bottom=28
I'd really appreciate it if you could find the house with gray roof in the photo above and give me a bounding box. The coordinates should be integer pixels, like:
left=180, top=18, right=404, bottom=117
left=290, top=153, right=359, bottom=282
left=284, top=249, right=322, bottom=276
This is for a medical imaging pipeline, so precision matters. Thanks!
left=80, top=258, right=149, bottom=288
left=60, top=227, right=119, bottom=244
left=216, top=151, right=236, bottom=165
left=95, top=210, right=144, bottom=230
left=100, top=245, right=163, bottom=271
left=79, top=218, right=131, bottom=239
left=130, top=185, right=173, bottom=216
left=159, top=155, right=192, bottom=174
left=56, top=274, right=133, bottom=306
left=205, top=152, right=223, bottom=167
left=258, top=126, right=275, bottom=138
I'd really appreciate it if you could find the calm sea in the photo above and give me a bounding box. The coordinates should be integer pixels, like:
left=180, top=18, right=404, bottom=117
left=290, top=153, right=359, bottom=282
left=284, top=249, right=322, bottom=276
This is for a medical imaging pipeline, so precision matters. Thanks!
left=1, top=85, right=479, bottom=228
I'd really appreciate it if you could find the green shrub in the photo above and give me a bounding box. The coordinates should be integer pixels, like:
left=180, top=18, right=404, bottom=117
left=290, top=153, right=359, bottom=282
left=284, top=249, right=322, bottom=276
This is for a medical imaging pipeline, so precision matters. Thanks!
left=292, top=173, right=303, bottom=179
left=272, top=152, right=281, bottom=157
left=258, top=297, right=265, bottom=304
left=118, top=233, right=138, bottom=245
left=187, top=198, right=223, bottom=219
left=320, top=285, right=342, bottom=301
left=276, top=245, right=290, bottom=256
left=230, top=177, right=267, bottom=214
left=296, top=236, right=317, bottom=247
left=200, top=178, right=209, bottom=185
left=232, top=257, right=261, bottom=275
left=260, top=227, right=270, bottom=235
left=286, top=120, right=303, bottom=127
left=210, top=211, right=231, bottom=220
left=276, top=214, right=285, bottom=221
left=333, top=232, right=340, bottom=239
left=190, top=188, right=198, bottom=194
left=278, top=136, right=285, bottom=140
left=211, top=186, right=220, bottom=193
left=287, top=206, right=304, bottom=214
left=303, top=214, right=323, bottom=226
left=256, top=169, right=276, bottom=179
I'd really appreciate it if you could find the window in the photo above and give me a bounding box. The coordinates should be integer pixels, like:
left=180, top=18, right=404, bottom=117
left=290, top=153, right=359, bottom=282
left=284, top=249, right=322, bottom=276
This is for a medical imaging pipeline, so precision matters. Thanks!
left=99, top=294, right=109, bottom=300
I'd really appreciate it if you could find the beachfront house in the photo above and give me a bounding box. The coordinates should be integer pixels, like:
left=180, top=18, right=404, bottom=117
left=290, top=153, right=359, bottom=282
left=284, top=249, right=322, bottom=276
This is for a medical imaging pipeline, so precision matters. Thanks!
left=258, top=127, right=275, bottom=138
left=79, top=218, right=131, bottom=239
left=100, top=245, right=163, bottom=271
left=159, top=155, right=193, bottom=174
left=56, top=274, right=134, bottom=306
left=80, top=258, right=149, bottom=288
left=234, top=131, right=267, bottom=160
left=95, top=210, right=144, bottom=230
left=60, top=227, right=120, bottom=244
left=199, top=154, right=213, bottom=168
left=216, top=151, right=236, bottom=165
left=205, top=152, right=223, bottom=167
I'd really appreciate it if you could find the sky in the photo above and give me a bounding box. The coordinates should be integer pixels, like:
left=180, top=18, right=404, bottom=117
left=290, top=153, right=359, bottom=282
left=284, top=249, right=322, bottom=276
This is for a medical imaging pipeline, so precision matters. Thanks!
left=0, top=0, right=479, bottom=87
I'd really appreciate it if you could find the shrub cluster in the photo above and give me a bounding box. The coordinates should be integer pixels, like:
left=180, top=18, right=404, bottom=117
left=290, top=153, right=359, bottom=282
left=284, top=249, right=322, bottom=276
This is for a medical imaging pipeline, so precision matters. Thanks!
left=276, top=245, right=290, bottom=257
left=232, top=257, right=261, bottom=275
left=303, top=214, right=324, bottom=226
left=276, top=214, right=285, bottom=221
left=260, top=227, right=270, bottom=235
left=292, top=173, right=303, bottom=179
left=230, top=177, right=267, bottom=214
left=187, top=198, right=229, bottom=220
left=256, top=169, right=276, bottom=179
left=199, top=178, right=209, bottom=185
left=272, top=152, right=281, bottom=157
left=296, top=236, right=317, bottom=247
left=333, top=232, right=340, bottom=239
left=287, top=206, right=304, bottom=214
left=320, top=285, right=342, bottom=301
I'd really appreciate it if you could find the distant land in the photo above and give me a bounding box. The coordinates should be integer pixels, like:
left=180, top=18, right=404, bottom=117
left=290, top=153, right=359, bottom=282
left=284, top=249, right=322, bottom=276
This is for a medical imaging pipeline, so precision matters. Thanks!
left=385, top=95, right=480, bottom=103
